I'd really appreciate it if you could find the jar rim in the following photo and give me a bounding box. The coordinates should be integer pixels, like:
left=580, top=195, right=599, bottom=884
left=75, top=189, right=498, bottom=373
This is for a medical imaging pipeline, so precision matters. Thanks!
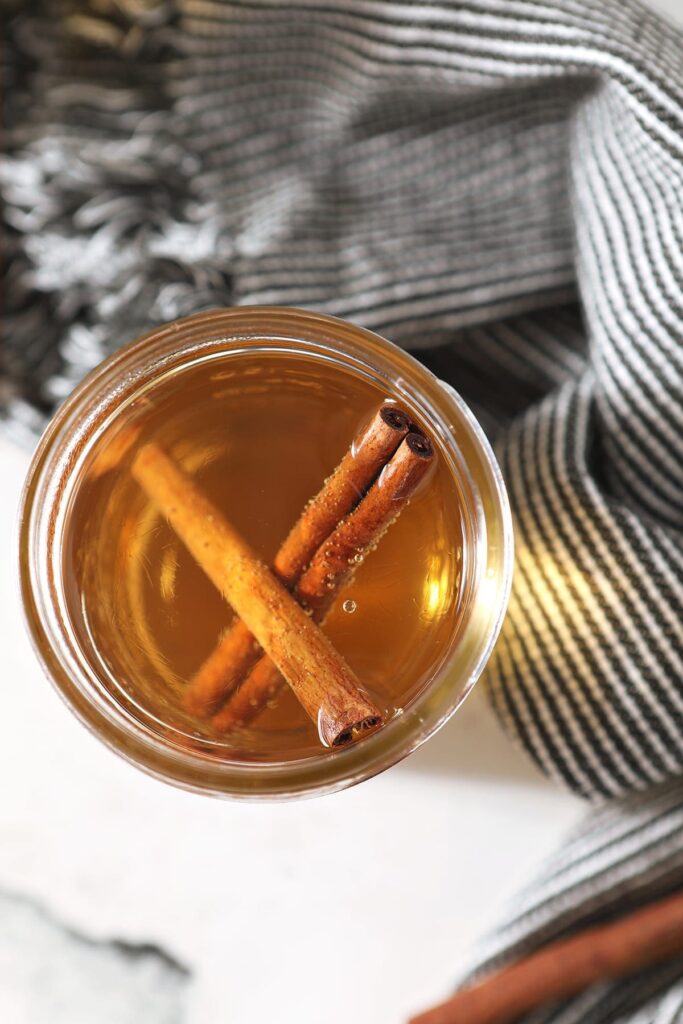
left=19, top=307, right=513, bottom=799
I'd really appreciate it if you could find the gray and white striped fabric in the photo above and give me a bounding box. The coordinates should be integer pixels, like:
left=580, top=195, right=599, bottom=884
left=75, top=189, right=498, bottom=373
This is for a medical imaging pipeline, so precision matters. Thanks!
left=463, top=778, right=683, bottom=1023
left=2, top=0, right=683, bottom=1018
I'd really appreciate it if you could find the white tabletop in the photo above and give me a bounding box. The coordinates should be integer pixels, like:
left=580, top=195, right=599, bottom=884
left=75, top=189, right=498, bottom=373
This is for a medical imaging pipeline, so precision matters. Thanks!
left=0, top=434, right=582, bottom=1022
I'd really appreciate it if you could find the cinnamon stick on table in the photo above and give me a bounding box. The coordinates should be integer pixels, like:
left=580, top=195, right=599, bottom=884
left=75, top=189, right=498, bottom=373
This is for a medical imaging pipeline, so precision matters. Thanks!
left=131, top=443, right=383, bottom=748
left=183, top=404, right=411, bottom=717
left=212, top=432, right=434, bottom=735
left=409, top=889, right=683, bottom=1024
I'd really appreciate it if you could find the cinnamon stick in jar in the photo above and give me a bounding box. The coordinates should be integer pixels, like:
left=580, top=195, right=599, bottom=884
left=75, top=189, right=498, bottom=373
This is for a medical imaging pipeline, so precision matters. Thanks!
left=298, top=432, right=435, bottom=617
left=274, top=404, right=413, bottom=580
left=131, top=443, right=383, bottom=748
left=212, top=432, right=435, bottom=735
left=183, top=404, right=411, bottom=716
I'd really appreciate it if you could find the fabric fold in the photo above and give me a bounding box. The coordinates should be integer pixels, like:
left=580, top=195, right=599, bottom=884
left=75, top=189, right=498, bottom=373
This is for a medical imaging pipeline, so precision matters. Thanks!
left=2, top=0, right=683, bottom=1017
left=458, top=778, right=683, bottom=1023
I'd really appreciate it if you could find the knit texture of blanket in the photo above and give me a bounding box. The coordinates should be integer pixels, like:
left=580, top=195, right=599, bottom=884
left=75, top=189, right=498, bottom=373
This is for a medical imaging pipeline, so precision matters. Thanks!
left=2, top=0, right=683, bottom=1019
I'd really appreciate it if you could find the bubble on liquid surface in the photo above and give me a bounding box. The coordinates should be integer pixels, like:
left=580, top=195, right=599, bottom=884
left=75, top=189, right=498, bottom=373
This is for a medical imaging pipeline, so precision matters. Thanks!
left=342, top=599, right=357, bottom=614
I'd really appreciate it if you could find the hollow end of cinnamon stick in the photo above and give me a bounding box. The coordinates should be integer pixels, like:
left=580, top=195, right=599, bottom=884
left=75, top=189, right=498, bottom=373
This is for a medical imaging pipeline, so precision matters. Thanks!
left=332, top=714, right=383, bottom=748
left=406, top=432, right=433, bottom=459
left=379, top=405, right=411, bottom=433
left=319, top=702, right=384, bottom=748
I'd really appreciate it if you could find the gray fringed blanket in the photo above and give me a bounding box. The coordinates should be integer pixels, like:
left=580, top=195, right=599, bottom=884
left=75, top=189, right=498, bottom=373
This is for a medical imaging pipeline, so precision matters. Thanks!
left=2, top=0, right=683, bottom=1019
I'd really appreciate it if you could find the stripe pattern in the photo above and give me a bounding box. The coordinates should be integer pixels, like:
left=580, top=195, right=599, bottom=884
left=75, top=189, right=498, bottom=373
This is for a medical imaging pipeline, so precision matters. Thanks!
left=3, top=0, right=681, bottom=798
left=460, top=777, right=683, bottom=1023
left=2, top=3, right=683, bottom=1013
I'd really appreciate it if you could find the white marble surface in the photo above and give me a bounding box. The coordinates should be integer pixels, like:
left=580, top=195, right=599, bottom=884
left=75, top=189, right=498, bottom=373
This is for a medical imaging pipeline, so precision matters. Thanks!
left=0, top=434, right=583, bottom=1023
left=0, top=891, right=188, bottom=1024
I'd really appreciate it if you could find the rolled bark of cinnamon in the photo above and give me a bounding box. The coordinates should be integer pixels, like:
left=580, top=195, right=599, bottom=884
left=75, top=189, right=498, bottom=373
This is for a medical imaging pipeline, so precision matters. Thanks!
left=274, top=404, right=413, bottom=580
left=131, top=443, right=383, bottom=748
left=409, top=889, right=683, bottom=1024
left=212, top=432, right=434, bottom=734
left=298, top=432, right=434, bottom=617
left=183, top=404, right=411, bottom=716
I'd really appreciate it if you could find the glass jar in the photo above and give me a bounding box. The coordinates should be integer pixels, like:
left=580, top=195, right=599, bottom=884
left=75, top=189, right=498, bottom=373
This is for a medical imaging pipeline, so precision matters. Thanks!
left=19, top=308, right=513, bottom=798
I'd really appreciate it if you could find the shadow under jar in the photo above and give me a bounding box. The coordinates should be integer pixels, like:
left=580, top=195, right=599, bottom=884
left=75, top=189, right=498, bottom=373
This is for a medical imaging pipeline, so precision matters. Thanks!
left=20, top=308, right=513, bottom=798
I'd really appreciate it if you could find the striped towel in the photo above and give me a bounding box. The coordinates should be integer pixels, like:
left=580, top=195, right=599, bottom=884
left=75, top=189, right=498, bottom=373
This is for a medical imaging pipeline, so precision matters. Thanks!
left=461, top=778, right=683, bottom=1023
left=2, top=0, right=682, bottom=1018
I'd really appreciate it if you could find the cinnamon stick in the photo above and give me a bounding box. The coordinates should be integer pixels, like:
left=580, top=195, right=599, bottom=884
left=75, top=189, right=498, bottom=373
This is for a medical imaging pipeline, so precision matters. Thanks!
left=131, top=443, right=383, bottom=747
left=298, top=432, right=434, bottom=617
left=409, top=889, right=683, bottom=1024
left=274, top=404, right=413, bottom=580
left=183, top=404, right=411, bottom=716
left=211, top=432, right=434, bottom=734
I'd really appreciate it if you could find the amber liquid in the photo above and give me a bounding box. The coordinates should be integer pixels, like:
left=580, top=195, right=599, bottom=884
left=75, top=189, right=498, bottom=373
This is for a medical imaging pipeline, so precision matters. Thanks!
left=63, top=347, right=465, bottom=762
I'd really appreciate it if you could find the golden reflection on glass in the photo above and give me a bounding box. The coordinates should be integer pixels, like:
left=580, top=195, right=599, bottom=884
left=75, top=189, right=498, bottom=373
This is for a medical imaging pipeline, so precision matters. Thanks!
left=423, top=556, right=452, bottom=621
left=478, top=571, right=499, bottom=610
